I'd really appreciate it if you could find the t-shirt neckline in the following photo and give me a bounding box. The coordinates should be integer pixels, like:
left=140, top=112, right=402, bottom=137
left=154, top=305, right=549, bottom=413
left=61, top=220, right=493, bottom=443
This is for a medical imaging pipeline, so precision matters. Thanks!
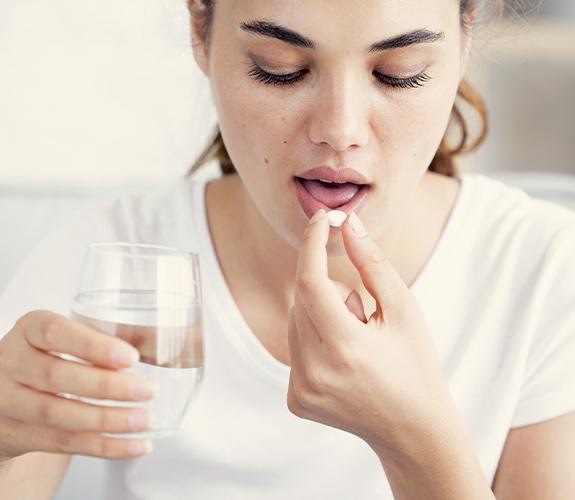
left=191, top=173, right=468, bottom=382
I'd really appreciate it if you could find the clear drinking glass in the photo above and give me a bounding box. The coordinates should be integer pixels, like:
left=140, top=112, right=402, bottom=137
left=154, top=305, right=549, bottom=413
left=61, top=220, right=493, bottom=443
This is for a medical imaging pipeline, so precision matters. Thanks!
left=64, top=242, right=204, bottom=439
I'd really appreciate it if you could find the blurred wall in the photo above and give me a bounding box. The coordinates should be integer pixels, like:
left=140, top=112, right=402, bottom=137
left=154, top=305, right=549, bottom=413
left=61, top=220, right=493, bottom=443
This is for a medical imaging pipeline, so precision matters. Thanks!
left=0, top=0, right=217, bottom=187
left=460, top=1, right=575, bottom=174
left=1, top=0, right=574, bottom=186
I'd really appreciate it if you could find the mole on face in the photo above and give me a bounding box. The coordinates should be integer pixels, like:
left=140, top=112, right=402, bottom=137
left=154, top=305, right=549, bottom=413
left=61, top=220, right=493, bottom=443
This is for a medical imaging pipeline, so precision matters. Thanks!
left=264, top=157, right=269, bottom=164
left=283, top=140, right=288, bottom=144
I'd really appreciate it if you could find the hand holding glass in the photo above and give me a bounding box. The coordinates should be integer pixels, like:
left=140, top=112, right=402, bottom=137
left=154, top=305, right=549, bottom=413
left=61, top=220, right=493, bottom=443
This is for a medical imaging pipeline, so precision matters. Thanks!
left=65, top=242, right=204, bottom=440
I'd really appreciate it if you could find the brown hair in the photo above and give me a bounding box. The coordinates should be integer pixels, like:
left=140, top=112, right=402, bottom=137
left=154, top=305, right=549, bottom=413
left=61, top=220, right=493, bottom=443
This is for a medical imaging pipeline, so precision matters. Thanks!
left=186, top=0, right=504, bottom=179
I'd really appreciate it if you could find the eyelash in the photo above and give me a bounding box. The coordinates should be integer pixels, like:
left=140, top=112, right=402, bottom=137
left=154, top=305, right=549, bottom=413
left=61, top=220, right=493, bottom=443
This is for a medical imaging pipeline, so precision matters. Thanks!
left=247, top=63, right=432, bottom=90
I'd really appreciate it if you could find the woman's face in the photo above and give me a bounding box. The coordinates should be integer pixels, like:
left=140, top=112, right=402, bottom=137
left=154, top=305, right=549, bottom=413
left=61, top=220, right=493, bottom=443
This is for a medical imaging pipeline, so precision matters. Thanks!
left=192, top=0, right=470, bottom=253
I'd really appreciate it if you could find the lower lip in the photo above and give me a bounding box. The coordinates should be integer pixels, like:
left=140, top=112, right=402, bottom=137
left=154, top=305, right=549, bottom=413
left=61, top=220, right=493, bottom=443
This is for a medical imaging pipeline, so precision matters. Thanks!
left=293, top=177, right=371, bottom=220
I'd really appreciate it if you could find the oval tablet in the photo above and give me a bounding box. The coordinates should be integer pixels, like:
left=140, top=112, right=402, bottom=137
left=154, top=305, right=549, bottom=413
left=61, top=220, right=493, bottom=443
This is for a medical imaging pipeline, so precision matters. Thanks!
left=326, top=210, right=347, bottom=228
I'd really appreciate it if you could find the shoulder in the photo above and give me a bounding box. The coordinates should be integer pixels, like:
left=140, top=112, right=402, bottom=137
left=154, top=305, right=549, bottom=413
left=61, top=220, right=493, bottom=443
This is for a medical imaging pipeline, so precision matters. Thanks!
left=458, top=172, right=575, bottom=263
left=461, top=172, right=575, bottom=229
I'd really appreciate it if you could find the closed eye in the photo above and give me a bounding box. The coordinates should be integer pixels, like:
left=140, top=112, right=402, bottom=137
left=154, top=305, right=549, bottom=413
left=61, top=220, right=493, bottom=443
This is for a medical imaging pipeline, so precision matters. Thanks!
left=246, top=63, right=432, bottom=90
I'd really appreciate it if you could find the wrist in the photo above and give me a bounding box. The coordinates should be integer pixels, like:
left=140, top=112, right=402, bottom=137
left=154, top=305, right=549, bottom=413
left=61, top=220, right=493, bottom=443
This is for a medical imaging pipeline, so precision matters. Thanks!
left=366, top=393, right=462, bottom=464
left=366, top=404, right=494, bottom=500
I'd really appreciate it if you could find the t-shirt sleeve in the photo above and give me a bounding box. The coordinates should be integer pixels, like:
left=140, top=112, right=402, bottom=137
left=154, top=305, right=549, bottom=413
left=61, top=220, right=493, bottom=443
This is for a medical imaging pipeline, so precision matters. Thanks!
left=510, top=222, right=575, bottom=428
left=0, top=205, right=116, bottom=340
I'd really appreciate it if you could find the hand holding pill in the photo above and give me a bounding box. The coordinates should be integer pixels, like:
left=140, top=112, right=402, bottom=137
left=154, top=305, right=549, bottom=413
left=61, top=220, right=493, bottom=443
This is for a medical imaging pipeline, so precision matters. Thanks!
left=286, top=208, right=456, bottom=457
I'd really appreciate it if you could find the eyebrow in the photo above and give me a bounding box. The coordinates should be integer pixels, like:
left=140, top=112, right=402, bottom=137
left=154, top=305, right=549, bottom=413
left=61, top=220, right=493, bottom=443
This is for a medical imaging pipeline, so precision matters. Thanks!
left=239, top=20, right=444, bottom=52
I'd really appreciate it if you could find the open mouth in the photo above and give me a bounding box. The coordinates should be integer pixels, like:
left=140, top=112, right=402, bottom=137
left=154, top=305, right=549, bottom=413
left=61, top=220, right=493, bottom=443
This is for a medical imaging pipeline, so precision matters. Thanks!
left=293, top=177, right=371, bottom=220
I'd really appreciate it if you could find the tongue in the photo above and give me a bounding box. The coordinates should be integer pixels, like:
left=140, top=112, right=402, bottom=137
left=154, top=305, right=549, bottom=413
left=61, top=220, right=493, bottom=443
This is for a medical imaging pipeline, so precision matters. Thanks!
left=301, top=179, right=361, bottom=209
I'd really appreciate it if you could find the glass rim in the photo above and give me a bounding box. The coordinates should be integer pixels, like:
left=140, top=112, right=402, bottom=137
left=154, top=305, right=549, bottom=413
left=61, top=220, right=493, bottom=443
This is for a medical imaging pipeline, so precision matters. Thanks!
left=87, top=241, right=199, bottom=260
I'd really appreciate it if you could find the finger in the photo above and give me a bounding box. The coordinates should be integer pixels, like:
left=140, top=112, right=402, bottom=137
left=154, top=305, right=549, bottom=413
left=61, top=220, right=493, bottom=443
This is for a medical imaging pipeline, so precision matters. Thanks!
left=295, top=210, right=355, bottom=337
left=287, top=307, right=303, bottom=372
left=5, top=346, right=158, bottom=402
left=341, top=213, right=413, bottom=323
left=0, top=416, right=153, bottom=460
left=333, top=281, right=368, bottom=323
left=294, top=290, right=322, bottom=348
left=0, top=378, right=153, bottom=434
left=18, top=311, right=140, bottom=369
left=344, top=290, right=368, bottom=323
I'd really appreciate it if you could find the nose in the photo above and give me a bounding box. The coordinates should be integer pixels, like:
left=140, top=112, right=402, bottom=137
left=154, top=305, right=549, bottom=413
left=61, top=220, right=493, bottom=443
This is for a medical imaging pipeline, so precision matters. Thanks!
left=308, top=70, right=370, bottom=152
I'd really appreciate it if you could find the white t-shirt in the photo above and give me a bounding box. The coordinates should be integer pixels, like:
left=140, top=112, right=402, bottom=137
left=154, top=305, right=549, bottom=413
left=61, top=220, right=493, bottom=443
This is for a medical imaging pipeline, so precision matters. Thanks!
left=1, top=171, right=574, bottom=499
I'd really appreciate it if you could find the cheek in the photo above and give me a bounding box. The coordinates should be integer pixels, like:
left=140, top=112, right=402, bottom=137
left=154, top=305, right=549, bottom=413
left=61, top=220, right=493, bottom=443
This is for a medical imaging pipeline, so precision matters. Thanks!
left=212, top=72, right=294, bottom=173
left=382, top=72, right=459, bottom=168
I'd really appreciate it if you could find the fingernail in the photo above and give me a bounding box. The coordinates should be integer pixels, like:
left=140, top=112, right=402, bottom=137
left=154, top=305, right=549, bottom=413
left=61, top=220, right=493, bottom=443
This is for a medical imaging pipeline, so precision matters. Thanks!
left=129, top=410, right=154, bottom=432
left=131, top=379, right=159, bottom=401
left=348, top=212, right=367, bottom=237
left=309, top=209, right=325, bottom=224
left=112, top=346, right=139, bottom=367
left=128, top=440, right=153, bottom=457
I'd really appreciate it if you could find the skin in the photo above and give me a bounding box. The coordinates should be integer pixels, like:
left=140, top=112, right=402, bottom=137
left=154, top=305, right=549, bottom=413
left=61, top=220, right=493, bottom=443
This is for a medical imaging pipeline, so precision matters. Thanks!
left=190, top=1, right=497, bottom=498
left=188, top=1, right=575, bottom=498
left=0, top=1, right=572, bottom=498
left=192, top=0, right=468, bottom=330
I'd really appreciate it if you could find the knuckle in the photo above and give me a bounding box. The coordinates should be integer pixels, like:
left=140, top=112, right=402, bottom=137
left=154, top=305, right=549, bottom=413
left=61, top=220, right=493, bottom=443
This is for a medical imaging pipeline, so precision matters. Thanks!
left=38, top=401, right=59, bottom=426
left=287, top=398, right=300, bottom=416
left=43, top=317, right=65, bottom=347
left=369, top=249, right=388, bottom=265
left=296, top=389, right=315, bottom=411
left=53, top=431, right=74, bottom=454
left=83, top=335, right=104, bottom=361
left=43, top=362, right=61, bottom=390
left=305, top=368, right=326, bottom=394
left=287, top=390, right=304, bottom=417
left=15, top=310, right=36, bottom=331
left=287, top=376, right=307, bottom=413
left=333, top=342, right=358, bottom=371
left=290, top=377, right=314, bottom=410
left=296, top=272, right=315, bottom=292
left=358, top=249, right=388, bottom=273
left=96, top=374, right=113, bottom=398
left=98, top=437, right=120, bottom=458
left=98, top=408, right=116, bottom=432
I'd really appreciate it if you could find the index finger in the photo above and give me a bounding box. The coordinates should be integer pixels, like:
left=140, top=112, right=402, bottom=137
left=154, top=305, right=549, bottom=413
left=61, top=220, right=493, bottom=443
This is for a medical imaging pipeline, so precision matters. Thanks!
left=295, top=210, right=354, bottom=337
left=18, top=310, right=139, bottom=369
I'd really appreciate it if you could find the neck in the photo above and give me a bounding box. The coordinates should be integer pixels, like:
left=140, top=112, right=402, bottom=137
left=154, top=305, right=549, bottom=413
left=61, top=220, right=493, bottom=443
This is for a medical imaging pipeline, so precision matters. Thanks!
left=207, top=173, right=435, bottom=319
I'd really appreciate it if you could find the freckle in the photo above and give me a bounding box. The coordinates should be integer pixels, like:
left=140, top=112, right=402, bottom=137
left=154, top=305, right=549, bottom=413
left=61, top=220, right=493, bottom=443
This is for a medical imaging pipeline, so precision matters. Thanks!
left=281, top=117, right=285, bottom=122
left=264, top=157, right=269, bottom=164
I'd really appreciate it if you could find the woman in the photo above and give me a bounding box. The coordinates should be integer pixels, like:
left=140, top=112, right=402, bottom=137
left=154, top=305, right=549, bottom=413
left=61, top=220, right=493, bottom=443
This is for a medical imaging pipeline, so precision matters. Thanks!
left=0, top=0, right=574, bottom=498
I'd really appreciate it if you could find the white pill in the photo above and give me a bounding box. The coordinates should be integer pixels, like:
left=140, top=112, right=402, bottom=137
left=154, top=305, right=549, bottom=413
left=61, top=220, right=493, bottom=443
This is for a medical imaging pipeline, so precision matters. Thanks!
left=326, top=210, right=347, bottom=228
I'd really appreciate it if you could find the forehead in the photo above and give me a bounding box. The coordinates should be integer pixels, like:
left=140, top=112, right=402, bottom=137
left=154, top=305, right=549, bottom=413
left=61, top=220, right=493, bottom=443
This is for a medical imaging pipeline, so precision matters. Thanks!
left=225, top=0, right=456, bottom=52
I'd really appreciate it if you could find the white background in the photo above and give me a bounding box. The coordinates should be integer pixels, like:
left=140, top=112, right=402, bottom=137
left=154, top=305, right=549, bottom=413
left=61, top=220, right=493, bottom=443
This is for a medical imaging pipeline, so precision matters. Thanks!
left=0, top=0, right=218, bottom=188
left=1, top=0, right=575, bottom=186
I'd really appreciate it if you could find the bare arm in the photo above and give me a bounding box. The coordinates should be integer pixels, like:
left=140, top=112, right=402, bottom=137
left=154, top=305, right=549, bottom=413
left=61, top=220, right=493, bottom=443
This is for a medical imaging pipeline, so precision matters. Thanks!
left=1, top=452, right=71, bottom=500
left=369, top=403, right=495, bottom=500
left=492, top=410, right=575, bottom=499
left=0, top=311, right=158, bottom=498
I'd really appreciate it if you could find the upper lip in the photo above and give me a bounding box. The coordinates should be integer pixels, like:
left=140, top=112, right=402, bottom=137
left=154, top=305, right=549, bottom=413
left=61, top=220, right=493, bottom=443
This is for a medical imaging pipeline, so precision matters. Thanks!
left=295, top=166, right=370, bottom=185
